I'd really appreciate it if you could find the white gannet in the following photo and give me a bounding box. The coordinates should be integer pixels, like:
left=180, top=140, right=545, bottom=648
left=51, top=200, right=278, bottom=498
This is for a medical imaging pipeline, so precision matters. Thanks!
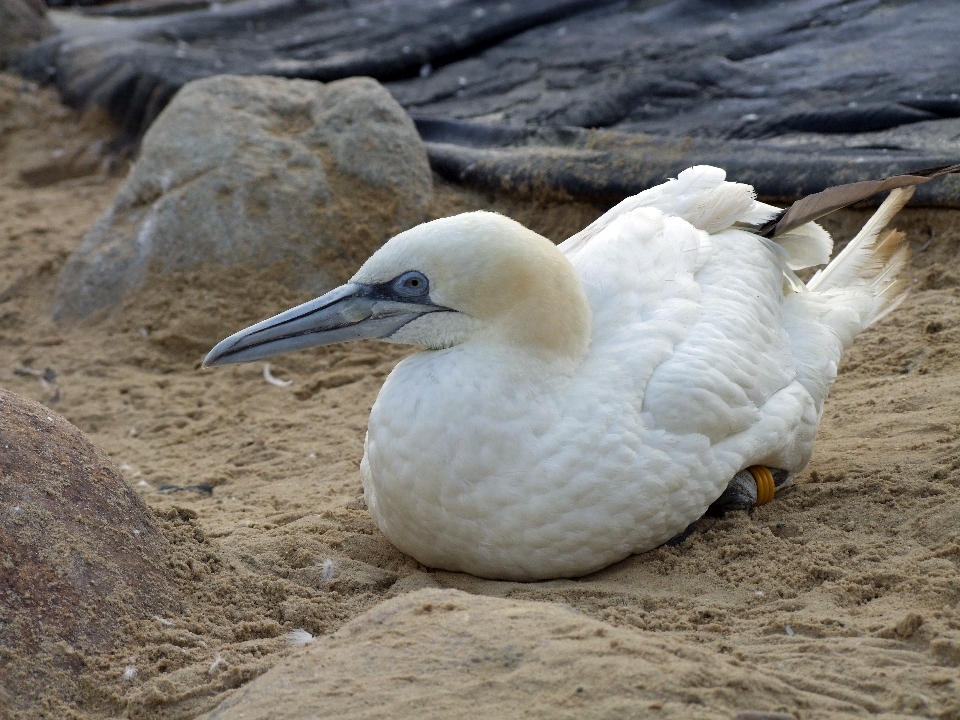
left=203, top=165, right=930, bottom=581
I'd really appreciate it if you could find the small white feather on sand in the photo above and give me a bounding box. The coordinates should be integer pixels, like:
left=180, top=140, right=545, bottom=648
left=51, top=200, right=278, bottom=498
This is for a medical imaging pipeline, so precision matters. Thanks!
left=320, top=558, right=335, bottom=580
left=208, top=653, right=226, bottom=674
left=286, top=629, right=314, bottom=647
left=263, top=363, right=293, bottom=387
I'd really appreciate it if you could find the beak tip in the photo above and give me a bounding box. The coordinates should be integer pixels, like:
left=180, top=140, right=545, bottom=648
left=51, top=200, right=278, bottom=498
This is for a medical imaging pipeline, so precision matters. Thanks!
left=201, top=349, right=222, bottom=369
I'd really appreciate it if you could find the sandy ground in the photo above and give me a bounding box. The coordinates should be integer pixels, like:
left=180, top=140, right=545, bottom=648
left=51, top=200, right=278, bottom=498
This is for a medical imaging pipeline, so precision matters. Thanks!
left=2, top=72, right=960, bottom=718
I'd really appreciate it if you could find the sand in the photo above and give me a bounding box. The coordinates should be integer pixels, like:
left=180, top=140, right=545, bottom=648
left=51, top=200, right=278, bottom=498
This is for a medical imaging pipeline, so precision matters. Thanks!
left=1, top=72, right=959, bottom=719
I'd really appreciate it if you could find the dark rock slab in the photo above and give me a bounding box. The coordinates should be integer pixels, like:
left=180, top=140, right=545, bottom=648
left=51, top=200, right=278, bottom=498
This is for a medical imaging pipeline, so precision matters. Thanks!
left=389, top=0, right=960, bottom=137
left=0, top=388, right=179, bottom=713
left=16, top=0, right=610, bottom=144
left=418, top=118, right=960, bottom=205
left=13, top=0, right=960, bottom=202
left=79, top=0, right=230, bottom=18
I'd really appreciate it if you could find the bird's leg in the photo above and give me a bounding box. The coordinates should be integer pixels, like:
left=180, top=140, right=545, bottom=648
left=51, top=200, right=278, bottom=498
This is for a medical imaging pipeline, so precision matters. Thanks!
left=663, top=466, right=790, bottom=547
left=664, top=519, right=700, bottom=547
left=706, top=465, right=790, bottom=517
left=771, top=468, right=790, bottom=487
left=661, top=466, right=790, bottom=547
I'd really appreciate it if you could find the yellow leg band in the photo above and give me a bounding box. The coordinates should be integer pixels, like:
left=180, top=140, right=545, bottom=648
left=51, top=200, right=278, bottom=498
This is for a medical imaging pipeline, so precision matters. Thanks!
left=748, top=465, right=775, bottom=506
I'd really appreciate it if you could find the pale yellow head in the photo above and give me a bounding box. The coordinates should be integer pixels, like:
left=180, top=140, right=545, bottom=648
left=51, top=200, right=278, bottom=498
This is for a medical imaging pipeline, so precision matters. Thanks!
left=352, top=211, right=591, bottom=361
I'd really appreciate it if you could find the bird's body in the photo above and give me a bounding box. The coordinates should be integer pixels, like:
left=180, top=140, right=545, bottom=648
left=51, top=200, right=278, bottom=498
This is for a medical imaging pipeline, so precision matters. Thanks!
left=205, top=165, right=915, bottom=581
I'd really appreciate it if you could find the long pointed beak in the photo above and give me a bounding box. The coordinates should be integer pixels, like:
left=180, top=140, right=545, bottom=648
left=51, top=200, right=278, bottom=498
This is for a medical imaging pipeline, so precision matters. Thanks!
left=202, top=282, right=440, bottom=367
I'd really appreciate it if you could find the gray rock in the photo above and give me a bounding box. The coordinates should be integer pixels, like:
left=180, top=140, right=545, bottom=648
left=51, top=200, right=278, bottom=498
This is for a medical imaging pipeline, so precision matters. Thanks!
left=0, top=0, right=52, bottom=69
left=51, top=74, right=432, bottom=321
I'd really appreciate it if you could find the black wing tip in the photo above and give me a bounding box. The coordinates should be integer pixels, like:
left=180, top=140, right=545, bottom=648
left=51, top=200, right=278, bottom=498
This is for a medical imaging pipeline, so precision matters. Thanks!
left=760, top=162, right=960, bottom=238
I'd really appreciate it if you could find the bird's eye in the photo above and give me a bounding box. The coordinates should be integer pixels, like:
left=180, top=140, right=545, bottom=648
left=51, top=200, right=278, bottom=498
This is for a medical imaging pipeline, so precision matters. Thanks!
left=392, top=271, right=429, bottom=297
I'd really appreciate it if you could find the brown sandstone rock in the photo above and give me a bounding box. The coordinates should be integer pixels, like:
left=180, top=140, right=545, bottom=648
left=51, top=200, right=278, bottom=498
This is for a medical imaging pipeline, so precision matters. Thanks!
left=198, top=588, right=840, bottom=720
left=0, top=388, right=179, bottom=713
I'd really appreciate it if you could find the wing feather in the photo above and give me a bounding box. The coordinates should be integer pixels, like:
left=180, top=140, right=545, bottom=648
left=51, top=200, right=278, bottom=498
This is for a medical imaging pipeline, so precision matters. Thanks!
left=560, top=165, right=830, bottom=274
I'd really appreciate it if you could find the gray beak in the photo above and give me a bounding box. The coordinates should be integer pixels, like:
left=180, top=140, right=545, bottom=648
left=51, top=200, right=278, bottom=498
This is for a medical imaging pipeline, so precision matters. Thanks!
left=202, top=282, right=441, bottom=367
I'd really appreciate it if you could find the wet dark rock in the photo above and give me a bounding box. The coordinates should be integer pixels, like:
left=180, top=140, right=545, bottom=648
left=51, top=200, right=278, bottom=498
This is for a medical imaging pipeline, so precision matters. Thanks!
left=419, top=119, right=960, bottom=206
left=16, top=0, right=609, bottom=145
left=12, top=0, right=960, bottom=202
left=78, top=0, right=224, bottom=17
left=0, top=388, right=179, bottom=713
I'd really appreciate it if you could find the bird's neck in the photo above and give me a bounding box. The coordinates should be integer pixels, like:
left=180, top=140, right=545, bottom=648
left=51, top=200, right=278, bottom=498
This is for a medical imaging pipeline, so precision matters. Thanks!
left=477, top=260, right=592, bottom=373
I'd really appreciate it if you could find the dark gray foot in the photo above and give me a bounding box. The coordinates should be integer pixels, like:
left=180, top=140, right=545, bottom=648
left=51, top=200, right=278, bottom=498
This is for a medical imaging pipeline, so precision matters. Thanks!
left=709, top=469, right=757, bottom=515
left=771, top=468, right=790, bottom=487
left=665, top=519, right=699, bottom=546
left=707, top=467, right=791, bottom=517
left=662, top=467, right=791, bottom=547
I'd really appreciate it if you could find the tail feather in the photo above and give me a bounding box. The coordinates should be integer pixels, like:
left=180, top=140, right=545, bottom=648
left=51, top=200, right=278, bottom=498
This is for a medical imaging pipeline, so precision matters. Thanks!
left=870, top=230, right=910, bottom=295
left=807, top=186, right=914, bottom=293
left=782, top=186, right=914, bottom=415
left=862, top=229, right=911, bottom=325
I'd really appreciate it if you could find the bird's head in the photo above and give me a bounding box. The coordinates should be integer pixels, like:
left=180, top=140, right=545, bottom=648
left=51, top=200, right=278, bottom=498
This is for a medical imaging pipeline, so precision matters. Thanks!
left=202, top=211, right=591, bottom=368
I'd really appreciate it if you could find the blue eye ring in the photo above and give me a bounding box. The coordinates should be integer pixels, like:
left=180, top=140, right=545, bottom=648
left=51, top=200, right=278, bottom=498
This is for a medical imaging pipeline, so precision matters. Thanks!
left=392, top=271, right=429, bottom=297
